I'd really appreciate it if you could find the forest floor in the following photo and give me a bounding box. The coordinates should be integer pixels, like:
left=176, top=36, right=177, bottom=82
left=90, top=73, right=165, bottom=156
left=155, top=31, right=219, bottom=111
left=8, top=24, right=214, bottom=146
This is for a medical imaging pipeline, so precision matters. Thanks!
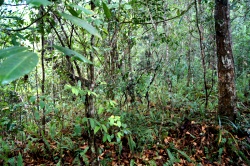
left=1, top=103, right=250, bottom=166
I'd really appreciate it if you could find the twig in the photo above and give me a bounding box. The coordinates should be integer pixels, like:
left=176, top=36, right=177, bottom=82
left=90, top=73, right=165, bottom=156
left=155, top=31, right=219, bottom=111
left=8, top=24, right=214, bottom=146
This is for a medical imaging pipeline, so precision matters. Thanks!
left=5, top=6, right=53, bottom=32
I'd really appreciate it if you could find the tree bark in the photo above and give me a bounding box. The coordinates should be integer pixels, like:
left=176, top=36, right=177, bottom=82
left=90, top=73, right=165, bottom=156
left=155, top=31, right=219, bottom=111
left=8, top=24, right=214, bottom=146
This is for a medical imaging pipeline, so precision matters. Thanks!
left=214, top=0, right=237, bottom=121
left=39, top=6, right=46, bottom=134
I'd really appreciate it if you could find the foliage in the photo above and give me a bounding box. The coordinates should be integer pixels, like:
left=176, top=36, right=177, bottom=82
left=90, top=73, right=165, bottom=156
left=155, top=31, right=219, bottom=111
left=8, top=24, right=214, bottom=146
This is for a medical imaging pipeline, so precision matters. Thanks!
left=0, top=0, right=249, bottom=165
left=0, top=47, right=38, bottom=85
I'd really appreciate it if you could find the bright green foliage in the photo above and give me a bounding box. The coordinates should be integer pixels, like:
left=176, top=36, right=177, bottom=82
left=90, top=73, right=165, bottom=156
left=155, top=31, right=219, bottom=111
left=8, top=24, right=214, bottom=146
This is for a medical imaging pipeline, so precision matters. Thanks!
left=0, top=0, right=249, bottom=165
left=60, top=12, right=101, bottom=38
left=69, top=4, right=95, bottom=16
left=0, top=46, right=28, bottom=59
left=102, top=2, right=111, bottom=19
left=17, top=153, right=23, bottom=166
left=53, top=45, right=93, bottom=64
left=26, top=0, right=52, bottom=7
left=0, top=47, right=38, bottom=85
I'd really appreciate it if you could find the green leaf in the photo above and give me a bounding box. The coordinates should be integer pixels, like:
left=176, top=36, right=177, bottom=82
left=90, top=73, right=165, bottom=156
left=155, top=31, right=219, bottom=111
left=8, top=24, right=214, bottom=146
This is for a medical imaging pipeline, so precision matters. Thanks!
left=82, top=117, right=88, bottom=123
left=116, top=121, right=121, bottom=127
left=56, top=160, right=61, bottom=166
left=39, top=100, right=45, bottom=109
left=0, top=52, right=38, bottom=85
left=72, top=87, right=79, bottom=96
left=101, top=124, right=108, bottom=133
left=124, top=4, right=132, bottom=10
left=82, top=146, right=89, bottom=153
left=117, top=131, right=123, bottom=139
left=94, top=126, right=100, bottom=134
left=102, top=2, right=111, bottom=19
left=60, top=13, right=101, bottom=38
left=167, top=149, right=175, bottom=161
left=67, top=6, right=79, bottom=17
left=109, top=118, right=114, bottom=126
left=34, top=111, right=40, bottom=120
left=64, top=84, right=72, bottom=90
left=17, top=153, right=23, bottom=166
left=53, top=45, right=93, bottom=64
left=130, top=159, right=135, bottom=166
left=89, top=118, right=95, bottom=130
left=26, top=0, right=52, bottom=7
left=107, top=134, right=111, bottom=142
left=50, top=123, right=56, bottom=139
left=103, top=133, right=107, bottom=142
left=8, top=157, right=16, bottom=165
left=69, top=4, right=95, bottom=15
left=176, top=149, right=192, bottom=162
left=42, top=135, right=51, bottom=151
left=128, top=135, right=136, bottom=152
left=74, top=124, right=82, bottom=136
left=98, top=107, right=104, bottom=114
left=0, top=46, right=28, bottom=59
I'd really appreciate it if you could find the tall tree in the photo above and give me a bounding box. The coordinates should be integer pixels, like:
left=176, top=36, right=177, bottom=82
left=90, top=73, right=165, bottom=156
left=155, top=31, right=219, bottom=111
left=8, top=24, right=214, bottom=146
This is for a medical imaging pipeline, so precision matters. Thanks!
left=214, top=0, right=236, bottom=121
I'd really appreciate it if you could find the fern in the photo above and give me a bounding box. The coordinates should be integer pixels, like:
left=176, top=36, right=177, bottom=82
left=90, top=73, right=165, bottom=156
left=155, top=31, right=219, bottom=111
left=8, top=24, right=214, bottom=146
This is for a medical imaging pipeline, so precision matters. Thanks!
left=164, top=149, right=180, bottom=166
left=176, top=149, right=192, bottom=162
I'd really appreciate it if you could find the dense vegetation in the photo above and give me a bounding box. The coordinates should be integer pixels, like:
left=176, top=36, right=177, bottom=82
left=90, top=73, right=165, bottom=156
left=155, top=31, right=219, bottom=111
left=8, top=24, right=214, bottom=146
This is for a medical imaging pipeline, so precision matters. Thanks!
left=0, top=0, right=249, bottom=165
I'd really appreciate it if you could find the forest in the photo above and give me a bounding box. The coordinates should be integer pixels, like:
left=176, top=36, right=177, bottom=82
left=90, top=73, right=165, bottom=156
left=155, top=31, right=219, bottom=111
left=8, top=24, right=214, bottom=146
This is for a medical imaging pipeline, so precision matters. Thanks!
left=0, top=0, right=249, bottom=165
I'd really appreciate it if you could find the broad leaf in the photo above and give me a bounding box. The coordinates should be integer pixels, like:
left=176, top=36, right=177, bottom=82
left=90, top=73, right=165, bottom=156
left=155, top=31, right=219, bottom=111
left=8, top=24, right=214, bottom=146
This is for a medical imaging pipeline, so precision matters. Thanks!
left=69, top=4, right=95, bottom=15
left=101, top=124, right=108, bottom=133
left=94, top=126, right=100, bottom=134
left=53, top=45, right=93, bottom=64
left=26, top=0, right=52, bottom=7
left=0, top=46, right=28, bottom=59
left=60, top=13, right=101, bottom=38
left=39, top=100, right=45, bottom=109
left=116, top=121, right=121, bottom=127
left=0, top=52, right=38, bottom=85
left=109, top=118, right=114, bottom=126
left=102, top=2, right=111, bottom=19
left=72, top=87, right=79, bottom=96
left=67, top=6, right=80, bottom=17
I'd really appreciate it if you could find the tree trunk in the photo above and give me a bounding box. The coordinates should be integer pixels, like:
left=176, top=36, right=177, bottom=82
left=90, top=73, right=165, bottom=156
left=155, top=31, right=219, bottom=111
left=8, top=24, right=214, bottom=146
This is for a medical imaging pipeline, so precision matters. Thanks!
left=195, top=0, right=209, bottom=110
left=214, top=0, right=237, bottom=121
left=40, top=6, right=46, bottom=134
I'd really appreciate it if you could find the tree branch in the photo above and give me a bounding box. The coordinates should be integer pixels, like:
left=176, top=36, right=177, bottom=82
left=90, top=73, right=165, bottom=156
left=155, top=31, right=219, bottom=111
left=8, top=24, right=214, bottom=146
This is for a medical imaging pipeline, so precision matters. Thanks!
left=121, top=2, right=194, bottom=25
left=5, top=6, right=53, bottom=32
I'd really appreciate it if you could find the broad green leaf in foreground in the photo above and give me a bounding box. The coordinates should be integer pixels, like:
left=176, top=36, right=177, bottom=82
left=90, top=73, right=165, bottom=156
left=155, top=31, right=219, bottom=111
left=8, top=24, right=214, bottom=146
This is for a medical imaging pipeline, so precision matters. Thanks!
left=53, top=45, right=93, bottom=64
left=26, top=0, right=52, bottom=7
left=60, top=13, right=101, bottom=38
left=0, top=46, right=28, bottom=59
left=0, top=52, right=38, bottom=85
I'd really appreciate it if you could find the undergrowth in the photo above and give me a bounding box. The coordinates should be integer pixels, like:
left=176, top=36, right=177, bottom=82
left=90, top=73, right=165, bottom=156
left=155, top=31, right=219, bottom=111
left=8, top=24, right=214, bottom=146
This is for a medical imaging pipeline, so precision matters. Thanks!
left=0, top=96, right=249, bottom=165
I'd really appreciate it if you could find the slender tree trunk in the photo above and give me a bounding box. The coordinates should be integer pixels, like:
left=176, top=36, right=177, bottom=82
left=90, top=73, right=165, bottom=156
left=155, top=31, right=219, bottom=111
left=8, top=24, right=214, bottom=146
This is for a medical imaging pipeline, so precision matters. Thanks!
left=195, top=0, right=208, bottom=110
left=40, top=6, right=46, bottom=134
left=186, top=33, right=192, bottom=87
left=86, top=2, right=98, bottom=164
left=163, top=2, right=173, bottom=109
left=214, top=0, right=237, bottom=121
